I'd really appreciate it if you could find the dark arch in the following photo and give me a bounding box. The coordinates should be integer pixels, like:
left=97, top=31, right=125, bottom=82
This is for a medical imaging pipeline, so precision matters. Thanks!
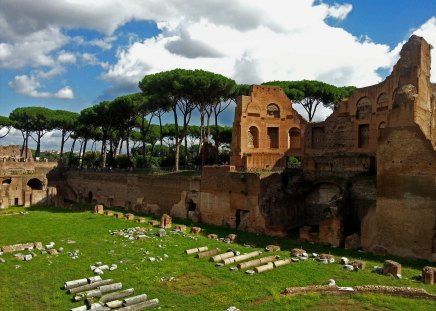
left=267, top=103, right=280, bottom=118
left=2, top=178, right=11, bottom=185
left=88, top=191, right=93, bottom=204
left=248, top=126, right=259, bottom=148
left=27, top=178, right=43, bottom=190
left=187, top=199, right=197, bottom=212
left=377, top=93, right=389, bottom=110
left=356, top=97, right=372, bottom=119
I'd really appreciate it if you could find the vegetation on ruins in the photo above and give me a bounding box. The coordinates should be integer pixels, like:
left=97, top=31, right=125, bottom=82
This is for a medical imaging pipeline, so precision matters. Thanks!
left=263, top=80, right=356, bottom=121
left=0, top=70, right=355, bottom=170
left=1, top=205, right=436, bottom=310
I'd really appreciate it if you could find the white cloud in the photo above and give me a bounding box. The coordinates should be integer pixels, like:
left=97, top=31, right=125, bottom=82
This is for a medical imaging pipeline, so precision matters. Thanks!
left=0, top=27, right=68, bottom=69
left=8, top=74, right=74, bottom=99
left=103, top=0, right=393, bottom=93
left=0, top=0, right=434, bottom=122
left=326, top=3, right=353, bottom=21
left=57, top=52, right=76, bottom=64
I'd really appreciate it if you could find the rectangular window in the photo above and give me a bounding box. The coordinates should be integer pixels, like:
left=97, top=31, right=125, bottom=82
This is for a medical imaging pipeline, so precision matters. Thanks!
left=267, top=127, right=279, bottom=148
left=358, top=124, right=370, bottom=148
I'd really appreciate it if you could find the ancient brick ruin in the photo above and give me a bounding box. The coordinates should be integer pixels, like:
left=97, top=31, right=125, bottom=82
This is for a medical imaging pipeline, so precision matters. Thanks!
left=230, top=85, right=306, bottom=170
left=2, top=35, right=435, bottom=261
left=0, top=146, right=57, bottom=208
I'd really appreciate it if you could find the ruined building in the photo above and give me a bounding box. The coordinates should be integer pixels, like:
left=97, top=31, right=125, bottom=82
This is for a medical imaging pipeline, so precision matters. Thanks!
left=7, top=35, right=434, bottom=261
left=230, top=85, right=306, bottom=170
left=0, top=146, right=57, bottom=208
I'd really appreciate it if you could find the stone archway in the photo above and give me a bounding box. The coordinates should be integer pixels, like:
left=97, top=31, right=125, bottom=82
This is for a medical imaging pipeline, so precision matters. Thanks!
left=27, top=178, right=43, bottom=190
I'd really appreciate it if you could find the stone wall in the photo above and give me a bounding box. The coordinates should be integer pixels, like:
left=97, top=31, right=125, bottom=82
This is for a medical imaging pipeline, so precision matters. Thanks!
left=59, top=171, right=199, bottom=215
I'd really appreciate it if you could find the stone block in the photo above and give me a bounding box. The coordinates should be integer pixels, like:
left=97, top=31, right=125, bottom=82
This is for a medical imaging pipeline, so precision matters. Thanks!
left=207, top=234, right=218, bottom=239
left=344, top=233, right=361, bottom=250
left=136, top=217, right=145, bottom=223
left=383, top=260, right=401, bottom=276
left=47, top=249, right=58, bottom=255
left=149, top=220, right=159, bottom=226
left=226, top=234, right=237, bottom=242
left=161, top=214, right=172, bottom=229
left=265, top=245, right=280, bottom=252
left=350, top=260, right=366, bottom=270
left=34, top=242, right=44, bottom=250
left=191, top=227, right=202, bottom=234
left=114, top=212, right=124, bottom=219
left=124, top=213, right=134, bottom=220
left=104, top=211, right=113, bottom=216
left=94, top=204, right=104, bottom=214
left=422, top=266, right=436, bottom=285
left=291, top=248, right=306, bottom=257
left=318, top=254, right=335, bottom=263
left=175, top=225, right=186, bottom=232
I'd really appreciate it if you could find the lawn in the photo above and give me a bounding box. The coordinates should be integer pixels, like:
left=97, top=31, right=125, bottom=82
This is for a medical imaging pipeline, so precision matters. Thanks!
left=0, top=205, right=435, bottom=310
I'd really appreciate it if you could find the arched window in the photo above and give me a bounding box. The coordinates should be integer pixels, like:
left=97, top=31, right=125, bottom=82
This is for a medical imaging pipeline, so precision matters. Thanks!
left=2, top=178, right=11, bottom=185
left=27, top=178, right=43, bottom=190
left=247, top=126, right=259, bottom=148
left=289, top=127, right=301, bottom=149
left=267, top=104, right=280, bottom=118
left=377, top=93, right=389, bottom=111
left=356, top=97, right=372, bottom=119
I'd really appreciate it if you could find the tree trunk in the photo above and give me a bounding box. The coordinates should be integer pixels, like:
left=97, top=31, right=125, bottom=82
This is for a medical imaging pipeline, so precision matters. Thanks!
left=81, top=139, right=88, bottom=168
left=25, top=130, right=29, bottom=159
left=36, top=131, right=41, bottom=157
left=173, top=107, right=180, bottom=172
left=69, top=137, right=77, bottom=167
left=101, top=138, right=107, bottom=168
left=60, top=129, right=66, bottom=158
left=126, top=137, right=130, bottom=159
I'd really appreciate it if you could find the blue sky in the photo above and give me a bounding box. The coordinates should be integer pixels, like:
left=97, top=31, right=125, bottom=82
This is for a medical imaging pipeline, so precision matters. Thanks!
left=0, top=0, right=435, bottom=149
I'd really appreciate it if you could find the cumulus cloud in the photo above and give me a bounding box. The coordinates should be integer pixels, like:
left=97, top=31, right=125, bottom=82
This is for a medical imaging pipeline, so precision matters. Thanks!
left=326, top=3, right=353, bottom=20
left=165, top=27, right=224, bottom=58
left=103, top=0, right=393, bottom=94
left=57, top=52, right=76, bottom=64
left=9, top=74, right=74, bottom=99
left=1, top=0, right=435, bottom=121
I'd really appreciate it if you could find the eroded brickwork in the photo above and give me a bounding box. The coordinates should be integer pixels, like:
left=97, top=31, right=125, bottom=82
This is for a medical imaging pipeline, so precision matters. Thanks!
left=230, top=85, right=306, bottom=170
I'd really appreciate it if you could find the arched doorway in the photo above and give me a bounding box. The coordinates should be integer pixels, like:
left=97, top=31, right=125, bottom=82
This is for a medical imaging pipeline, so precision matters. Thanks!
left=87, top=191, right=93, bottom=204
left=27, top=178, right=43, bottom=190
left=247, top=126, right=259, bottom=148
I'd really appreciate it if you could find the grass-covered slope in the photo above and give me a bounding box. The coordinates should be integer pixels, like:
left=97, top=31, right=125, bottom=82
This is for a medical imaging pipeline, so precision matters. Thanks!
left=0, top=206, right=435, bottom=310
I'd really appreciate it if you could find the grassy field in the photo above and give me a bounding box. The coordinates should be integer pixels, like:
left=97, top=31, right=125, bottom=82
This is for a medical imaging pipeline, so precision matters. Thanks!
left=0, top=205, right=435, bottom=311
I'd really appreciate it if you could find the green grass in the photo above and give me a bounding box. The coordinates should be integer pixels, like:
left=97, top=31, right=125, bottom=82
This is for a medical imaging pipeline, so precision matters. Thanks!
left=0, top=205, right=435, bottom=310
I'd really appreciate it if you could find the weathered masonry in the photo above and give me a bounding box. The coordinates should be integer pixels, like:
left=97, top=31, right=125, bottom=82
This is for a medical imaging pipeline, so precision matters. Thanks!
left=0, top=146, right=57, bottom=208
left=230, top=85, right=306, bottom=170
left=13, top=35, right=436, bottom=261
